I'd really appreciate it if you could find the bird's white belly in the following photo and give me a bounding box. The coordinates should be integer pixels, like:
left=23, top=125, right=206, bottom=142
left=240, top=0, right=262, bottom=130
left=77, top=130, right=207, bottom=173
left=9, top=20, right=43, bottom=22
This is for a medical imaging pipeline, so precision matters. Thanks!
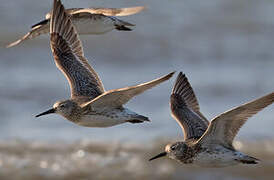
left=77, top=115, right=125, bottom=127
left=73, top=18, right=115, bottom=35
left=193, top=149, right=240, bottom=167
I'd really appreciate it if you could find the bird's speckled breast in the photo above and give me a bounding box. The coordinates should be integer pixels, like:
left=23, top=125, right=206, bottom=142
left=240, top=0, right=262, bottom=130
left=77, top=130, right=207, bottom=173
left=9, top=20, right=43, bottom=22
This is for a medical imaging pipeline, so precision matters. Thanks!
left=192, top=146, right=240, bottom=167
left=174, top=143, right=204, bottom=164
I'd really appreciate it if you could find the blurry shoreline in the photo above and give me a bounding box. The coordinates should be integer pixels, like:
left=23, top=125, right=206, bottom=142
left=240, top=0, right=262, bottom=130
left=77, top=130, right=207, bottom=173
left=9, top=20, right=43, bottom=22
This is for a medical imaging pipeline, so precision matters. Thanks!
left=0, top=138, right=274, bottom=179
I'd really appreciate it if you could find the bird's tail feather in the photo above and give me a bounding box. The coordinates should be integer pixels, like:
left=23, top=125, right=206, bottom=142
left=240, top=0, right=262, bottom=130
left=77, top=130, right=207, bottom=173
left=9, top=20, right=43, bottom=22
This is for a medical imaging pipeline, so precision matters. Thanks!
left=236, top=155, right=260, bottom=164
left=126, top=114, right=150, bottom=124
left=115, top=25, right=132, bottom=31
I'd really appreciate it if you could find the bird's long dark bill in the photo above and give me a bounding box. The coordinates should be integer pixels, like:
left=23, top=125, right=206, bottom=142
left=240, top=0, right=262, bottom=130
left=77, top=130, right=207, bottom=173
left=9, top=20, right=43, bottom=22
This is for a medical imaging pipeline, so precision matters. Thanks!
left=35, top=108, right=55, bottom=117
left=149, top=152, right=167, bottom=161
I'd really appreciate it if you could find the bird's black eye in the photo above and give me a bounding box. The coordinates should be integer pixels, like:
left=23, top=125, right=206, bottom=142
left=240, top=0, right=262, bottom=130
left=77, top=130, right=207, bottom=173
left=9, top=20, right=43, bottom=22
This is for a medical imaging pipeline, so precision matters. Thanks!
left=170, top=145, right=176, bottom=151
left=60, top=104, right=65, bottom=108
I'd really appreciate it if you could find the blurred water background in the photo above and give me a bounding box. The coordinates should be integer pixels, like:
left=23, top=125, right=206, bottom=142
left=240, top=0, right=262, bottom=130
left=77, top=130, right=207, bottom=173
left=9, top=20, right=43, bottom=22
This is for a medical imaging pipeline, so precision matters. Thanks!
left=0, top=0, right=274, bottom=179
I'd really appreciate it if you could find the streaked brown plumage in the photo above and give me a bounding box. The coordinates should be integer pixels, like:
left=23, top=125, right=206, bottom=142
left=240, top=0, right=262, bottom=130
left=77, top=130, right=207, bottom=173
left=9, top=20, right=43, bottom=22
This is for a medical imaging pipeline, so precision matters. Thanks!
left=36, top=0, right=174, bottom=128
left=170, top=73, right=209, bottom=140
left=150, top=72, right=274, bottom=167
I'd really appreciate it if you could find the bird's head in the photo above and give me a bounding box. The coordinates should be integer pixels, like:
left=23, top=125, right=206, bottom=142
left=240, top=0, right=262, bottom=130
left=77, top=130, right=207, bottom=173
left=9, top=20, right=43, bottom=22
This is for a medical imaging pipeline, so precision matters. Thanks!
left=36, top=100, right=77, bottom=118
left=149, top=142, right=188, bottom=161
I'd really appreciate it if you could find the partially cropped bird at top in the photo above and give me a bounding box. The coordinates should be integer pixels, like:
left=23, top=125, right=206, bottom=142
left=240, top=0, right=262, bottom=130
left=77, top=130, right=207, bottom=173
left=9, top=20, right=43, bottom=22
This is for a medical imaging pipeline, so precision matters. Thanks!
left=6, top=4, right=145, bottom=48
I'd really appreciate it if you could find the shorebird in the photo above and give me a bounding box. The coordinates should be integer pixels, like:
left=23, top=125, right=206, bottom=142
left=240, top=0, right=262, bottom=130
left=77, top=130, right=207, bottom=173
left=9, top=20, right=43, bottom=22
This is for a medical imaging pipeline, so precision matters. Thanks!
left=6, top=5, right=145, bottom=48
left=149, top=72, right=274, bottom=167
left=35, top=0, right=174, bottom=128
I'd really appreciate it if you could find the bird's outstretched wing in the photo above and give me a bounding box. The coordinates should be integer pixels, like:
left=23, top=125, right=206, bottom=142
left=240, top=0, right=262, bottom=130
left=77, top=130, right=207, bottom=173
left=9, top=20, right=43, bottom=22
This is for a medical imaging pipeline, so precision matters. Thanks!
left=50, top=0, right=104, bottom=101
left=6, top=23, right=49, bottom=48
left=170, top=72, right=209, bottom=140
left=197, top=92, right=274, bottom=148
left=45, top=6, right=145, bottom=19
left=6, top=5, right=143, bottom=48
left=82, top=72, right=175, bottom=108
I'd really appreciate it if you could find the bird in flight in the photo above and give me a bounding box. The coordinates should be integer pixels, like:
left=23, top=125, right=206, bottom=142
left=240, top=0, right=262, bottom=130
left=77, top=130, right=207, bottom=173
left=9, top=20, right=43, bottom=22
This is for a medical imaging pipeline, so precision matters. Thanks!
left=36, top=0, right=174, bottom=128
left=149, top=72, right=274, bottom=167
left=6, top=4, right=145, bottom=48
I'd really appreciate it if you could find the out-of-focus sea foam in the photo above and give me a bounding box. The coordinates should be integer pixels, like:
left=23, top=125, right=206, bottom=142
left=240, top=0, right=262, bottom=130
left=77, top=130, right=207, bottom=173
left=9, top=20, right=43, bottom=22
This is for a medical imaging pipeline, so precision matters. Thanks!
left=0, top=139, right=274, bottom=180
